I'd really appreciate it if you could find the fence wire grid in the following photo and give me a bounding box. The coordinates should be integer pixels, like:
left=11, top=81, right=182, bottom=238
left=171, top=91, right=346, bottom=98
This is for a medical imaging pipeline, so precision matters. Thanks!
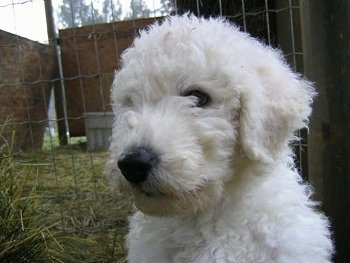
left=0, top=0, right=307, bottom=262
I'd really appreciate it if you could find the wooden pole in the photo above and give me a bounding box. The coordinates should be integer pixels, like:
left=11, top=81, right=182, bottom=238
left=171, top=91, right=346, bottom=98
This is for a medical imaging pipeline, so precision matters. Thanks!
left=301, top=1, right=350, bottom=261
left=44, top=0, right=56, bottom=44
left=44, top=0, right=68, bottom=145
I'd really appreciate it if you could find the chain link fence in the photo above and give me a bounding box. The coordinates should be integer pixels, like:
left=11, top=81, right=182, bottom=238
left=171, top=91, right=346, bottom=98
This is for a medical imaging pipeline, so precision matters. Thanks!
left=0, top=1, right=307, bottom=262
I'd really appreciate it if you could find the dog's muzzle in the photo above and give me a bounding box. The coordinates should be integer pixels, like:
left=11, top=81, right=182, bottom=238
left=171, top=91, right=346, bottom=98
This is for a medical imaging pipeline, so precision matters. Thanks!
left=117, top=146, right=159, bottom=184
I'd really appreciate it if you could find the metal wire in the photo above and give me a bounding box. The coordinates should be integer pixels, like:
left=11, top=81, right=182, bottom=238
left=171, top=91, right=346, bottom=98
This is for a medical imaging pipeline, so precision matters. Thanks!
left=0, top=0, right=308, bottom=251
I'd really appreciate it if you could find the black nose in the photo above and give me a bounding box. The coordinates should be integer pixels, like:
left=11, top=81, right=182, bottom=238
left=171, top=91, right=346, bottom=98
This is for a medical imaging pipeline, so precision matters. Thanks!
left=117, top=147, right=158, bottom=184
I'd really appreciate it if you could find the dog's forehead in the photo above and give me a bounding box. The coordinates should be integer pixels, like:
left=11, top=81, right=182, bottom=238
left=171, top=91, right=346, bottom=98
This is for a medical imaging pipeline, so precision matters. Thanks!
left=116, top=24, right=242, bottom=92
left=113, top=16, right=273, bottom=108
left=123, top=17, right=251, bottom=67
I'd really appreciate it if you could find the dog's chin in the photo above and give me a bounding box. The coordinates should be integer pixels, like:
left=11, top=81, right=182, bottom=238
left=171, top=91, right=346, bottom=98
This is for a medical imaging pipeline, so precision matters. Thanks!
left=131, top=187, right=208, bottom=217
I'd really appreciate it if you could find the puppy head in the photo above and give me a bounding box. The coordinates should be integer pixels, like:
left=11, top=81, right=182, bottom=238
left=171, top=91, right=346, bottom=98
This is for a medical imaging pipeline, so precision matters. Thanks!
left=107, top=15, right=314, bottom=216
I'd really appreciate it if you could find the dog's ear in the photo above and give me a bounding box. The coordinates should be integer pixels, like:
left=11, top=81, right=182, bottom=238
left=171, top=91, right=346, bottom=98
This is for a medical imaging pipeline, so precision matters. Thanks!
left=239, top=63, right=315, bottom=163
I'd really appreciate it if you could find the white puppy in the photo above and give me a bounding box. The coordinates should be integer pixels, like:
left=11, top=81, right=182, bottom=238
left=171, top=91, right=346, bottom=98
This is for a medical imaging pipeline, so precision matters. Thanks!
left=107, top=15, right=333, bottom=263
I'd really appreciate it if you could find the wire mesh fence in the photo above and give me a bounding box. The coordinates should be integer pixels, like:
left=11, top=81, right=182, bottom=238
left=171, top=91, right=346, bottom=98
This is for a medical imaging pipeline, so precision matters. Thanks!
left=0, top=0, right=307, bottom=261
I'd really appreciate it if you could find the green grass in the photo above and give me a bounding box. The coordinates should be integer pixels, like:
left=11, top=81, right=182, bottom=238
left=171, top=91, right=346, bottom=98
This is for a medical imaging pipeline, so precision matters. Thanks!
left=1, top=132, right=132, bottom=262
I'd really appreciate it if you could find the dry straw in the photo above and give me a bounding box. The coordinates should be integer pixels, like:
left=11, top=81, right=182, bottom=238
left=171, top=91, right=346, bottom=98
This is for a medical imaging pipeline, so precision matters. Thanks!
left=1, top=123, right=130, bottom=262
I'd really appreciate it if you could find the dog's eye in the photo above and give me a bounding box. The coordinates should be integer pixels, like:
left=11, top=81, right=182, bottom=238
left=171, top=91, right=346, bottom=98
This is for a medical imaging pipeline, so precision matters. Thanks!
left=183, top=90, right=209, bottom=107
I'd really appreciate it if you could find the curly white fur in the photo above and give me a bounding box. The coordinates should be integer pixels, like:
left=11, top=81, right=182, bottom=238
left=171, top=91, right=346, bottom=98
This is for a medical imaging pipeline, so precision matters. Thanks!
left=107, top=15, right=334, bottom=263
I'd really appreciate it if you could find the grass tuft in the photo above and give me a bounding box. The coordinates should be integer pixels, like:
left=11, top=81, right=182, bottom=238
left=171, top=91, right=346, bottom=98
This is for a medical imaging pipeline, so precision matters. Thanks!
left=1, top=128, right=131, bottom=262
left=0, top=131, right=53, bottom=262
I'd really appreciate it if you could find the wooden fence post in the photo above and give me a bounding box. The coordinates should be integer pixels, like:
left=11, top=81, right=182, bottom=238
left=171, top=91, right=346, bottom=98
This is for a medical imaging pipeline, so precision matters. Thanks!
left=301, top=0, right=350, bottom=261
left=44, top=0, right=68, bottom=145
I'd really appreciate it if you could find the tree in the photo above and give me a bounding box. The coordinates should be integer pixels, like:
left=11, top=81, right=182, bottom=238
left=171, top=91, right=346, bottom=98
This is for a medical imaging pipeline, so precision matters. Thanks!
left=102, top=0, right=123, bottom=23
left=157, top=0, right=174, bottom=16
left=128, top=0, right=151, bottom=19
left=58, top=0, right=122, bottom=28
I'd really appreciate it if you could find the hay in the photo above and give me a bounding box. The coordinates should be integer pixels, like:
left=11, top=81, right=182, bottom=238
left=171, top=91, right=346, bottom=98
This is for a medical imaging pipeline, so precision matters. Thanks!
left=1, top=128, right=131, bottom=262
left=0, top=131, right=55, bottom=262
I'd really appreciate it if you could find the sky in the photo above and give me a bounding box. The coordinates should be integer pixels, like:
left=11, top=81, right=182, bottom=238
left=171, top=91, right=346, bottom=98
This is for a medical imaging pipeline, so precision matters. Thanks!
left=0, top=0, right=162, bottom=43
